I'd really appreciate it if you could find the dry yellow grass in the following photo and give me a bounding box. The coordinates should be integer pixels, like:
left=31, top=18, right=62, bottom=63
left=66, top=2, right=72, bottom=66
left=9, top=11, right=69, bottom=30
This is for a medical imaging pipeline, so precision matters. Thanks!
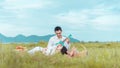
left=0, top=42, right=120, bottom=68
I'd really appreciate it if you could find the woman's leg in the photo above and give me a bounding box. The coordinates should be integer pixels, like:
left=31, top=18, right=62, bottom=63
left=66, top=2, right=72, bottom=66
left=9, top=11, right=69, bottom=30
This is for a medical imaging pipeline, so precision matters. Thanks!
left=69, top=46, right=81, bottom=57
left=68, top=47, right=77, bottom=57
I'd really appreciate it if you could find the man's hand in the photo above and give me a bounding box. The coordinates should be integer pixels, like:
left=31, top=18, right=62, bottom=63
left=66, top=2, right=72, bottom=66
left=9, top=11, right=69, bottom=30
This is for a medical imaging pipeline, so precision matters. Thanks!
left=65, top=38, right=70, bottom=44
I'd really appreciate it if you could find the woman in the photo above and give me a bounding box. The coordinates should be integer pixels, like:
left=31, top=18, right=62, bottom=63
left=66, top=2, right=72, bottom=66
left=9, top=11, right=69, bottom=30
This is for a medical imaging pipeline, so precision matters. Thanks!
left=57, top=44, right=88, bottom=57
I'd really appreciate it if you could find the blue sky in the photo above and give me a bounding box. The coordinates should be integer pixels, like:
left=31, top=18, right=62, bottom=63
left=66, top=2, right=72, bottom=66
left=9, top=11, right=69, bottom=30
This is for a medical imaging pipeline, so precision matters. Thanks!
left=0, top=0, right=120, bottom=41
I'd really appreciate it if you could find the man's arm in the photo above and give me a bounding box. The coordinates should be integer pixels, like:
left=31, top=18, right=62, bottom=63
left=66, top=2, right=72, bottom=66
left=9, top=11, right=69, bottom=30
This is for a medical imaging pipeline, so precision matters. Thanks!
left=64, top=38, right=71, bottom=49
left=47, top=38, right=53, bottom=49
left=46, top=37, right=57, bottom=55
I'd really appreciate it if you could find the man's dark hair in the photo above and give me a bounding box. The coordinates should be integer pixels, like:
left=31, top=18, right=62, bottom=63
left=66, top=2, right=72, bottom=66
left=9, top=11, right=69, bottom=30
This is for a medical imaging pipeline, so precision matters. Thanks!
left=54, top=26, right=62, bottom=32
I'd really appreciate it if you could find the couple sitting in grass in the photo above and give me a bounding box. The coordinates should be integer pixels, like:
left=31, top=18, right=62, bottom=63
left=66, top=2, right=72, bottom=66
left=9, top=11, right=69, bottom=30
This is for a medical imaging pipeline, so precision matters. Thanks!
left=16, top=26, right=88, bottom=57
left=28, top=26, right=71, bottom=55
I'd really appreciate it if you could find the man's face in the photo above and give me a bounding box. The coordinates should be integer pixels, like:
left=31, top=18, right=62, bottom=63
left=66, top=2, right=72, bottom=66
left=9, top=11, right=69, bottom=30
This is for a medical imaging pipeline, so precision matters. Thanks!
left=55, top=30, right=62, bottom=38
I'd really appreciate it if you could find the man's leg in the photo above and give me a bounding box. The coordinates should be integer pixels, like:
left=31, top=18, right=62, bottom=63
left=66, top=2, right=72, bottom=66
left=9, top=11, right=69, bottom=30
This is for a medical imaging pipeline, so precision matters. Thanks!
left=28, top=46, right=43, bottom=54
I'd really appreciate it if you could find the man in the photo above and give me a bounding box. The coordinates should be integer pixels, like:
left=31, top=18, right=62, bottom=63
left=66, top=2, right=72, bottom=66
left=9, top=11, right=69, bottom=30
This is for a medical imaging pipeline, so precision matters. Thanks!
left=28, top=26, right=70, bottom=55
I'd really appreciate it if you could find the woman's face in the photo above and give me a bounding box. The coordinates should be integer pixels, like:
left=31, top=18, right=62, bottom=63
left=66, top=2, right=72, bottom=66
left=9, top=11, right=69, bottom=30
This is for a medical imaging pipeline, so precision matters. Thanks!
left=56, top=44, right=63, bottom=50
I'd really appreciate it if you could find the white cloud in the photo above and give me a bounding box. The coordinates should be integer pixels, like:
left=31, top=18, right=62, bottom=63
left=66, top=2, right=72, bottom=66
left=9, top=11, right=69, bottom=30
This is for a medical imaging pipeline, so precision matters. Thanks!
left=55, top=4, right=120, bottom=31
left=91, top=15, right=120, bottom=30
left=55, top=10, right=90, bottom=27
left=0, top=0, right=54, bottom=19
left=0, top=23, right=52, bottom=37
left=2, top=0, right=53, bottom=10
left=0, top=23, right=31, bottom=36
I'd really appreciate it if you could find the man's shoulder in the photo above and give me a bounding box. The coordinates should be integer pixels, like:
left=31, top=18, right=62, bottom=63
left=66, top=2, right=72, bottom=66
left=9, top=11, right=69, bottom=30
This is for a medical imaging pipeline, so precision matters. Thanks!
left=62, top=36, right=66, bottom=38
left=49, top=35, right=66, bottom=40
left=50, top=35, right=56, bottom=40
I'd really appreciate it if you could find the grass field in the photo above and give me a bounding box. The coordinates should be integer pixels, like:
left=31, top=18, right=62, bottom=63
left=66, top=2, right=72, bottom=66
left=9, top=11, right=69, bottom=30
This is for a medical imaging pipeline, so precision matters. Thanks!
left=0, top=42, right=120, bottom=68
